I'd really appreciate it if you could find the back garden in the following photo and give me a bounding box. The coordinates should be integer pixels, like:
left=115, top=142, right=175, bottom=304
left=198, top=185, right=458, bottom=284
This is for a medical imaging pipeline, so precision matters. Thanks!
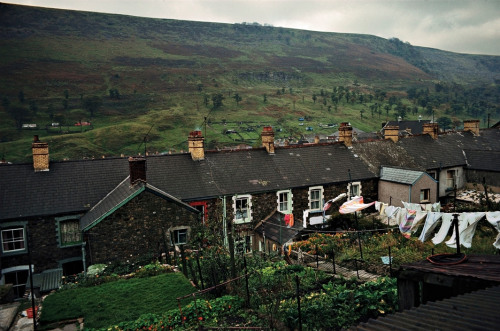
left=35, top=213, right=498, bottom=330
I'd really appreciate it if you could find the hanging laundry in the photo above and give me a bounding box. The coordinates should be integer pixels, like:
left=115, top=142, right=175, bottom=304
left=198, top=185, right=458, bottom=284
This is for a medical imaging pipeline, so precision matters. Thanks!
left=403, top=201, right=422, bottom=211
left=446, top=212, right=486, bottom=249
left=385, top=205, right=399, bottom=219
left=323, top=193, right=347, bottom=212
left=379, top=203, right=388, bottom=216
left=431, top=213, right=454, bottom=245
left=339, top=196, right=375, bottom=214
left=485, top=211, right=500, bottom=249
left=399, top=209, right=416, bottom=238
left=302, top=210, right=310, bottom=228
left=410, top=210, right=428, bottom=233
left=418, top=212, right=442, bottom=242
left=375, top=201, right=381, bottom=212
left=284, top=214, right=294, bottom=228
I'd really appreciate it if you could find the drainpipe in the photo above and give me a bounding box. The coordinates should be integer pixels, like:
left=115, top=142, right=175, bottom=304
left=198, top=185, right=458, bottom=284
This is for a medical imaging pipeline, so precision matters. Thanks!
left=221, top=196, right=228, bottom=246
left=81, top=241, right=87, bottom=273
left=408, top=185, right=412, bottom=204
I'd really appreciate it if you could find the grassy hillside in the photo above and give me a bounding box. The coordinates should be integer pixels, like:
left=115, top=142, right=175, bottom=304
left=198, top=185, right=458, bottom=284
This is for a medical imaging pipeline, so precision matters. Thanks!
left=0, top=3, right=499, bottom=163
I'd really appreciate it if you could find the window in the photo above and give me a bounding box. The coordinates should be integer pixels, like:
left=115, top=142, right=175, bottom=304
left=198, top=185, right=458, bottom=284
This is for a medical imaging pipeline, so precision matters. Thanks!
left=308, top=186, right=323, bottom=212
left=2, top=266, right=30, bottom=298
left=171, top=228, right=188, bottom=245
left=1, top=227, right=25, bottom=253
left=235, top=235, right=252, bottom=254
left=277, top=190, right=293, bottom=214
left=347, top=182, right=361, bottom=199
left=446, top=170, right=456, bottom=190
left=59, top=220, right=81, bottom=247
left=428, top=171, right=437, bottom=179
left=190, top=201, right=208, bottom=224
left=420, top=189, right=431, bottom=203
left=233, top=195, right=252, bottom=223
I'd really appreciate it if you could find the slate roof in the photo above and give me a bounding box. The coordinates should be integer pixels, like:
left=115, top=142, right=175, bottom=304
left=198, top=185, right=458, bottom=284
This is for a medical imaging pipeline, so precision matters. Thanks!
left=396, top=129, right=500, bottom=170
left=379, top=167, right=432, bottom=185
left=0, top=142, right=376, bottom=221
left=464, top=150, right=500, bottom=172
left=80, top=178, right=199, bottom=231
left=254, top=210, right=303, bottom=245
left=382, top=120, right=431, bottom=135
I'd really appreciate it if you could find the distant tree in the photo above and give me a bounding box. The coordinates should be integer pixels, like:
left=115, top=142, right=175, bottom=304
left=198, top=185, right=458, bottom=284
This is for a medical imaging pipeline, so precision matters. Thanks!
left=29, top=100, right=39, bottom=115
left=64, top=89, right=69, bottom=99
left=8, top=105, right=30, bottom=130
left=312, top=94, right=317, bottom=104
left=211, top=93, right=225, bottom=109
left=203, top=94, right=209, bottom=107
left=263, top=94, right=267, bottom=103
left=62, top=99, right=68, bottom=111
left=233, top=93, right=242, bottom=105
left=437, top=116, right=452, bottom=130
left=18, top=90, right=25, bottom=103
left=82, top=96, right=102, bottom=117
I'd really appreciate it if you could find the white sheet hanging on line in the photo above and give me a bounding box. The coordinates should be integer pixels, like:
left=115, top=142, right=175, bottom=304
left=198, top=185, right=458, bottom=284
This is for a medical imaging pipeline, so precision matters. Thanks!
left=418, top=212, right=442, bottom=242
left=431, top=213, right=454, bottom=245
left=485, top=211, right=500, bottom=249
left=339, top=196, right=375, bottom=214
left=446, top=212, right=485, bottom=249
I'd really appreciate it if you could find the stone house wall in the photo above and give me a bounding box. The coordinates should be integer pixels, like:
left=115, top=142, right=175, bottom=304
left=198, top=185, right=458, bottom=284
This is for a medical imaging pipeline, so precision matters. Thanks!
left=84, top=191, right=200, bottom=265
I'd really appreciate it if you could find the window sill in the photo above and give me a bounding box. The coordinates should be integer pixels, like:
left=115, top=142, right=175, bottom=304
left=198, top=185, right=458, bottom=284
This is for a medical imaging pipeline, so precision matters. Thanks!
left=234, top=219, right=252, bottom=224
left=60, top=242, right=83, bottom=248
left=1, top=249, right=27, bottom=256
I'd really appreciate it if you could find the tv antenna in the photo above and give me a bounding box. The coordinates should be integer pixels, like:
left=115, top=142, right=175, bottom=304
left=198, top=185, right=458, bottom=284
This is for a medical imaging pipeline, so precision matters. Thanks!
left=137, top=124, right=154, bottom=156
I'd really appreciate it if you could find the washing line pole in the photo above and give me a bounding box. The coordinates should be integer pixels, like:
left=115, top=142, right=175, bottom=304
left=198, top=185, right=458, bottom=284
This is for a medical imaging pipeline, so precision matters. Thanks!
left=348, top=169, right=363, bottom=260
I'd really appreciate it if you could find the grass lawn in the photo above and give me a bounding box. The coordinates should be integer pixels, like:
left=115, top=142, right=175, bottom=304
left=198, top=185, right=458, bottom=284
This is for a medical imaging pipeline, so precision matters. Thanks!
left=39, top=272, right=196, bottom=329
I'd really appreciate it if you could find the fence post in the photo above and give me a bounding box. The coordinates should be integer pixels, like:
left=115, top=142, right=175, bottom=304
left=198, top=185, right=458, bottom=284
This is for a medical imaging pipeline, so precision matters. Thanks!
left=331, top=249, right=336, bottom=274
left=196, top=251, right=204, bottom=289
left=388, top=246, right=393, bottom=277
left=244, top=255, right=250, bottom=307
left=316, top=245, right=319, bottom=269
left=295, top=275, right=302, bottom=331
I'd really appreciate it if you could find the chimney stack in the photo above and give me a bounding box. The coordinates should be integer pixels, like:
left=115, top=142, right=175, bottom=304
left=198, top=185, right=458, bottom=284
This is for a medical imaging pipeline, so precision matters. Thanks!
left=188, top=130, right=205, bottom=161
left=314, top=135, right=320, bottom=144
left=338, top=122, right=353, bottom=147
left=463, top=119, right=480, bottom=136
left=261, top=126, right=275, bottom=154
left=384, top=125, right=399, bottom=142
left=129, top=157, right=146, bottom=185
left=32, top=135, right=49, bottom=172
left=422, top=123, right=439, bottom=139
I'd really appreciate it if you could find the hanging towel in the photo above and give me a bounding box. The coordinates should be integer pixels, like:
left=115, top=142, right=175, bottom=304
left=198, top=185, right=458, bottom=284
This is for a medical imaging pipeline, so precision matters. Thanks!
left=375, top=201, right=381, bottom=212
left=418, top=212, right=442, bottom=242
left=303, top=210, right=310, bottom=228
left=410, top=210, right=428, bottom=233
left=385, top=205, right=399, bottom=219
left=339, top=196, right=375, bottom=214
left=486, top=212, right=500, bottom=249
left=288, top=214, right=294, bottom=227
left=400, top=209, right=417, bottom=238
left=447, top=212, right=486, bottom=249
left=431, top=213, right=454, bottom=245
left=379, top=203, right=387, bottom=216
left=284, top=214, right=291, bottom=227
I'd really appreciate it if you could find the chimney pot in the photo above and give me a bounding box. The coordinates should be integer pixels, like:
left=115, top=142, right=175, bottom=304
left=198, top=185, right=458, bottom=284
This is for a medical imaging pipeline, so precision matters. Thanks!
left=129, top=157, right=146, bottom=184
left=463, top=119, right=480, bottom=136
left=261, top=126, right=275, bottom=154
left=338, top=123, right=353, bottom=147
left=188, top=130, right=205, bottom=160
left=422, top=123, right=439, bottom=139
left=32, top=137, right=49, bottom=172
left=384, top=125, right=399, bottom=142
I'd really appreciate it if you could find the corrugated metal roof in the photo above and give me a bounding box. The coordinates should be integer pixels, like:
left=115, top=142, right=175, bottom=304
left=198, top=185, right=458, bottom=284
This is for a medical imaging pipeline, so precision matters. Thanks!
left=26, top=268, right=63, bottom=293
left=351, top=285, right=500, bottom=331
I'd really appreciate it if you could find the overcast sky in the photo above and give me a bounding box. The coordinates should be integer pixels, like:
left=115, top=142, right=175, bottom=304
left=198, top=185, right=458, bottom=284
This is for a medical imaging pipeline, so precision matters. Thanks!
left=4, top=0, right=500, bottom=55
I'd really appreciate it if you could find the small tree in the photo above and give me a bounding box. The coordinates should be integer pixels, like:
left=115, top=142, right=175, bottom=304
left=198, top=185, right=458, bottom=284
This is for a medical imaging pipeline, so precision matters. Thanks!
left=82, top=96, right=102, bottom=117
left=212, top=93, right=225, bottom=109
left=233, top=93, right=242, bottom=105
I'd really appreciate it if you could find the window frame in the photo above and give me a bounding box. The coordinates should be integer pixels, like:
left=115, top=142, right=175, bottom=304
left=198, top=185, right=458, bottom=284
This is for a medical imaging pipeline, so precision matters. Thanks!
left=1, top=222, right=27, bottom=255
left=347, top=181, right=361, bottom=199
left=170, top=226, right=190, bottom=246
left=277, top=189, right=293, bottom=214
left=308, top=186, right=324, bottom=212
left=234, top=234, right=252, bottom=254
left=446, top=170, right=456, bottom=190
left=189, top=201, right=208, bottom=225
left=56, top=216, right=82, bottom=248
left=420, top=189, right=431, bottom=203
left=233, top=195, right=252, bottom=224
